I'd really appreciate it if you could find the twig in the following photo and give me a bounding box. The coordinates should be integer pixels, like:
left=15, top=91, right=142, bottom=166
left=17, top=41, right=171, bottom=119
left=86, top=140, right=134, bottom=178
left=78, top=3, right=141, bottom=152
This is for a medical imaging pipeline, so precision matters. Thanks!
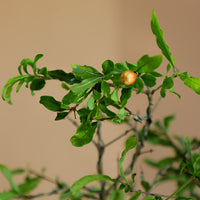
left=126, top=89, right=153, bottom=173
left=130, top=189, right=177, bottom=199
left=151, top=84, right=162, bottom=95
left=29, top=169, right=58, bottom=185
left=14, top=189, right=62, bottom=199
left=140, top=149, right=153, bottom=155
left=95, top=122, right=106, bottom=200
left=166, top=177, right=194, bottom=200
left=104, top=128, right=136, bottom=148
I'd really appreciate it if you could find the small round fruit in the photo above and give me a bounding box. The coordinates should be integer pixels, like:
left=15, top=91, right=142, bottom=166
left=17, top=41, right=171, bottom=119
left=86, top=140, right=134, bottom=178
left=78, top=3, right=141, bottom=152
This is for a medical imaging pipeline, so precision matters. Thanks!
left=120, top=70, right=137, bottom=86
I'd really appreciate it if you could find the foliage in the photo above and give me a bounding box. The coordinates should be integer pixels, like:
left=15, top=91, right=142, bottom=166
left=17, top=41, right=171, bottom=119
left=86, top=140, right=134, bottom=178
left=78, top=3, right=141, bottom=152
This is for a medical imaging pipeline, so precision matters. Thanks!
left=1, top=10, right=200, bottom=200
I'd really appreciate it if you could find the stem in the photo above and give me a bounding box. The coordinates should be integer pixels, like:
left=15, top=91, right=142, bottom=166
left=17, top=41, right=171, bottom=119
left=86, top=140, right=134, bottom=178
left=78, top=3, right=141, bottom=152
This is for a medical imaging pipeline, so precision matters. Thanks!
left=15, top=189, right=62, bottom=199
left=29, top=169, right=58, bottom=185
left=105, top=128, right=135, bottom=147
left=95, top=123, right=106, bottom=200
left=165, top=177, right=194, bottom=200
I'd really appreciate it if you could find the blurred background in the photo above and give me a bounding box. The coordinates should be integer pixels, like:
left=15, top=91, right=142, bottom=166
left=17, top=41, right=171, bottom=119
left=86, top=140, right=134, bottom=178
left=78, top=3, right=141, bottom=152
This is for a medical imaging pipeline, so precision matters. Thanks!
left=0, top=0, right=200, bottom=199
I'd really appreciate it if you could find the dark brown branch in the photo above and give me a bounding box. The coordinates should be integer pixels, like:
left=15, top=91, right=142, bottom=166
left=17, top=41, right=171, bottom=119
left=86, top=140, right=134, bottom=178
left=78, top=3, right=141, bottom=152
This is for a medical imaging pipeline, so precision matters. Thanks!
left=95, top=123, right=106, bottom=200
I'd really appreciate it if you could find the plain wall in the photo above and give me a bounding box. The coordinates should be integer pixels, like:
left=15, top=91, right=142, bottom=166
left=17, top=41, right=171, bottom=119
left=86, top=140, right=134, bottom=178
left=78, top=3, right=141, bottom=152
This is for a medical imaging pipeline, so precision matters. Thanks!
left=0, top=0, right=200, bottom=199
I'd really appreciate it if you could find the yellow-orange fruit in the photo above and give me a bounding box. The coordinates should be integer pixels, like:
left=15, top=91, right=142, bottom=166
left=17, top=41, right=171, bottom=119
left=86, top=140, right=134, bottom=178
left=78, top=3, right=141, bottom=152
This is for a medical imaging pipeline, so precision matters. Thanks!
left=120, top=70, right=137, bottom=86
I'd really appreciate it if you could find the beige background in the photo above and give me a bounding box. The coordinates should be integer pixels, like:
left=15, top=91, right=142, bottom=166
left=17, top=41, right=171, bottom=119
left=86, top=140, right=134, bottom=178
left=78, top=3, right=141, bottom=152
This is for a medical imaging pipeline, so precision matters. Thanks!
left=0, top=0, right=200, bottom=199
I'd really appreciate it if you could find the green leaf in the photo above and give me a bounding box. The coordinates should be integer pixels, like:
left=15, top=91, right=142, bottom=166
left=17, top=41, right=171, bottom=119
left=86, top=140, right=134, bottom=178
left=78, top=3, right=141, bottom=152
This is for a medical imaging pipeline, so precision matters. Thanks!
left=120, top=88, right=133, bottom=107
left=38, top=67, right=48, bottom=77
left=5, top=85, right=13, bottom=105
left=11, top=169, right=25, bottom=175
left=160, top=77, right=174, bottom=97
left=72, top=64, right=102, bottom=80
left=109, top=189, right=124, bottom=200
left=18, top=64, right=23, bottom=75
left=16, top=79, right=25, bottom=93
left=0, top=192, right=16, bottom=200
left=126, top=61, right=137, bottom=71
left=150, top=71, right=163, bottom=77
left=131, top=173, right=136, bottom=183
left=2, top=75, right=30, bottom=104
left=179, top=72, right=200, bottom=94
left=34, top=54, right=44, bottom=63
left=62, top=90, right=85, bottom=106
left=71, top=77, right=101, bottom=94
left=102, top=60, right=114, bottom=75
left=162, top=77, right=174, bottom=89
left=111, top=88, right=119, bottom=102
left=0, top=179, right=40, bottom=200
left=129, top=191, right=141, bottom=200
left=40, top=96, right=65, bottom=112
left=48, top=70, right=76, bottom=84
left=124, top=185, right=131, bottom=193
left=160, top=86, right=166, bottom=98
left=61, top=83, right=70, bottom=90
left=179, top=72, right=189, bottom=80
left=99, top=101, right=117, bottom=118
left=179, top=162, right=187, bottom=175
left=30, top=79, right=46, bottom=91
left=113, top=63, right=129, bottom=74
left=141, top=180, right=151, bottom=192
left=70, top=174, right=118, bottom=194
left=144, top=157, right=179, bottom=169
left=0, top=165, right=20, bottom=194
left=101, top=81, right=110, bottom=97
left=118, top=107, right=127, bottom=120
left=147, top=130, right=172, bottom=146
left=141, top=73, right=156, bottom=87
left=19, top=177, right=40, bottom=194
left=24, top=76, right=35, bottom=88
left=133, top=78, right=144, bottom=94
left=169, top=88, right=181, bottom=99
left=184, top=137, right=193, bottom=162
left=20, top=58, right=35, bottom=74
left=167, top=63, right=171, bottom=73
left=137, top=55, right=163, bottom=73
left=55, top=112, right=69, bottom=121
left=164, top=115, right=175, bottom=131
left=60, top=190, right=82, bottom=200
left=70, top=121, right=98, bottom=147
left=120, top=136, right=138, bottom=182
left=87, top=96, right=95, bottom=110
left=151, top=10, right=176, bottom=72
left=193, top=155, right=200, bottom=176
left=92, top=89, right=101, bottom=100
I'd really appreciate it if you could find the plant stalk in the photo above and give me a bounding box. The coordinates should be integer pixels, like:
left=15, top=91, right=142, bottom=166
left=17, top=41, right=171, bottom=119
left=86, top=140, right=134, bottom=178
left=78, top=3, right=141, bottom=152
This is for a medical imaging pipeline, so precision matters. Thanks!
left=165, top=177, right=194, bottom=200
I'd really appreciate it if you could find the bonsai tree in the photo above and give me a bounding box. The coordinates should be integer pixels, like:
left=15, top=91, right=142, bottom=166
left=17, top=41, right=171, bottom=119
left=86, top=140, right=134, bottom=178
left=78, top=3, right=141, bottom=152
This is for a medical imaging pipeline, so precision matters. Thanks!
left=1, top=11, right=200, bottom=200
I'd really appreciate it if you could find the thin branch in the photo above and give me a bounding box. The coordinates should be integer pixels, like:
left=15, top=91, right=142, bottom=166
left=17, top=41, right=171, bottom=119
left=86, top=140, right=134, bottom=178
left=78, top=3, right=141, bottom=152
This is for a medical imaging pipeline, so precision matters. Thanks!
left=151, top=84, right=162, bottom=95
left=94, top=122, right=106, bottom=200
left=130, top=189, right=177, bottom=199
left=140, top=149, right=153, bottom=155
left=15, top=189, right=99, bottom=200
left=105, top=128, right=136, bottom=148
left=126, top=89, right=153, bottom=173
left=15, top=189, right=62, bottom=199
left=29, top=169, right=58, bottom=185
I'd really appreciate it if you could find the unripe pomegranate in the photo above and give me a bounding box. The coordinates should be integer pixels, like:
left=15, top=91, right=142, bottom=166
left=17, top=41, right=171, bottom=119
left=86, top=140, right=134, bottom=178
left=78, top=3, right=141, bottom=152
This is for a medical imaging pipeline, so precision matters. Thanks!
left=120, top=70, right=137, bottom=86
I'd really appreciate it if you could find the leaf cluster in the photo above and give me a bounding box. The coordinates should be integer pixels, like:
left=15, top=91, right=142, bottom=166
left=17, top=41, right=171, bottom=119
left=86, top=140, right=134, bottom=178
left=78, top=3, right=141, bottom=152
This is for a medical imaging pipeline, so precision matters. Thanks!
left=1, top=10, right=200, bottom=200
